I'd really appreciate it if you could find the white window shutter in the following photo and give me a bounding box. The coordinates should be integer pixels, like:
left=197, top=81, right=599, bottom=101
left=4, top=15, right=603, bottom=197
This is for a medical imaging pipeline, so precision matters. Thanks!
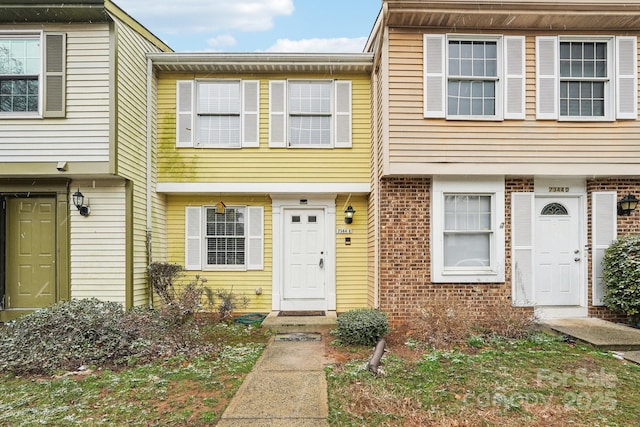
left=176, top=81, right=194, bottom=147
left=512, top=192, right=535, bottom=307
left=247, top=206, right=264, bottom=270
left=592, top=192, right=617, bottom=306
left=269, top=80, right=287, bottom=147
left=423, top=34, right=446, bottom=118
left=334, top=80, right=352, bottom=148
left=536, top=36, right=558, bottom=120
left=242, top=80, right=260, bottom=147
left=616, top=36, right=637, bottom=120
left=43, top=32, right=66, bottom=118
left=184, top=206, right=202, bottom=270
left=504, top=36, right=526, bottom=120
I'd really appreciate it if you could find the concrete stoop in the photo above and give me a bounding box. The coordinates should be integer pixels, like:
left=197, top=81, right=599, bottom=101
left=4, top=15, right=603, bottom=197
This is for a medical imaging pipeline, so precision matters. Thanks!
left=261, top=310, right=337, bottom=333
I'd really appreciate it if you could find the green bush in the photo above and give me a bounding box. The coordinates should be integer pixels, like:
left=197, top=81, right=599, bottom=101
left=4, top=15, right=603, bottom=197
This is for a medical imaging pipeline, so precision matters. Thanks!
left=335, top=308, right=389, bottom=346
left=603, top=234, right=640, bottom=319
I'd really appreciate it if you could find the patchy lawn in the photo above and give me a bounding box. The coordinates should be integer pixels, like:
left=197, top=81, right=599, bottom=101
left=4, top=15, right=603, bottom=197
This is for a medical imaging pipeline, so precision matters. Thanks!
left=0, top=323, right=271, bottom=426
left=325, top=332, right=640, bottom=426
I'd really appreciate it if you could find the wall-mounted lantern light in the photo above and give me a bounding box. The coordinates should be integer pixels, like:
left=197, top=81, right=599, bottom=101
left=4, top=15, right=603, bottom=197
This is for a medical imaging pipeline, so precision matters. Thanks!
left=344, top=205, right=356, bottom=224
left=72, top=188, right=90, bottom=216
left=216, top=200, right=226, bottom=214
left=617, top=193, right=639, bottom=216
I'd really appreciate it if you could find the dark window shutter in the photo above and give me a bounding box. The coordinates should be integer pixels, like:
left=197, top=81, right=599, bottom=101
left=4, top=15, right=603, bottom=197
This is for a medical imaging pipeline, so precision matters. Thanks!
left=43, top=33, right=66, bottom=118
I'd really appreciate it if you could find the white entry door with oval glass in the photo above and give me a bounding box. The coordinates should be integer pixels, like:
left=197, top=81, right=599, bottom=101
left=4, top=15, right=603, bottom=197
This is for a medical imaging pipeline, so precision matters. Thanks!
left=534, top=197, right=582, bottom=306
left=283, top=209, right=326, bottom=309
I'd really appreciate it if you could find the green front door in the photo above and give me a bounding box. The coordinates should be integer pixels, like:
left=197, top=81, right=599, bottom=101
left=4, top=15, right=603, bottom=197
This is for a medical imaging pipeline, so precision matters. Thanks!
left=6, top=197, right=56, bottom=309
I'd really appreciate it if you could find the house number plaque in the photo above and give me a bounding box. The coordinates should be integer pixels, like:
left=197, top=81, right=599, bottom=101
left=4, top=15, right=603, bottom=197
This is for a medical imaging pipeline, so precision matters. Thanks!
left=336, top=228, right=352, bottom=234
left=548, top=187, right=570, bottom=193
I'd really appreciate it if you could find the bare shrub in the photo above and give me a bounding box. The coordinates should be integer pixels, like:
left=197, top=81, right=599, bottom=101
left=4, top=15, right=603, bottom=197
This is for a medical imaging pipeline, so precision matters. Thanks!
left=408, top=296, right=535, bottom=349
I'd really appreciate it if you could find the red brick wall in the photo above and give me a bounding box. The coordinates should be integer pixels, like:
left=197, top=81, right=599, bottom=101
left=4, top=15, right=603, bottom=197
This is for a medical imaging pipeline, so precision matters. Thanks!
left=378, top=176, right=640, bottom=325
left=378, top=176, right=534, bottom=325
left=587, top=178, right=640, bottom=322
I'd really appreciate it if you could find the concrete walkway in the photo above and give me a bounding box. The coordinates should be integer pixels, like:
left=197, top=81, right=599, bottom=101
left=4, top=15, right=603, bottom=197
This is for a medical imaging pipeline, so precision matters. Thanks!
left=542, top=317, right=640, bottom=364
left=217, top=312, right=337, bottom=426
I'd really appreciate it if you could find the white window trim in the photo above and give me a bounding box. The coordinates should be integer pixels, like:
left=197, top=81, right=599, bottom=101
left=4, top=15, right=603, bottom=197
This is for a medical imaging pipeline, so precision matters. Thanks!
left=536, top=35, right=636, bottom=122
left=432, top=176, right=505, bottom=283
left=557, top=36, right=614, bottom=122
left=195, top=79, right=242, bottom=148
left=184, top=205, right=264, bottom=272
left=445, top=34, right=504, bottom=121
left=268, top=79, right=352, bottom=148
left=0, top=31, right=43, bottom=119
left=203, top=205, right=248, bottom=271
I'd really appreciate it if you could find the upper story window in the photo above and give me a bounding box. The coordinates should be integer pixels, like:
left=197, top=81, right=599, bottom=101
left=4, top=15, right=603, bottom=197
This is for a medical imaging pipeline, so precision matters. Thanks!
left=424, top=34, right=525, bottom=121
left=447, top=39, right=498, bottom=118
left=176, top=79, right=259, bottom=148
left=0, top=36, right=40, bottom=113
left=537, top=36, right=637, bottom=121
left=559, top=41, right=608, bottom=118
left=269, top=79, right=352, bottom=148
left=197, top=81, right=242, bottom=147
left=0, top=32, right=66, bottom=118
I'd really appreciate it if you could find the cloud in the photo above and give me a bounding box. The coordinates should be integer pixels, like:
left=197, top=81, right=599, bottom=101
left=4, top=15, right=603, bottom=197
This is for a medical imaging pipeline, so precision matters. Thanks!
left=115, top=0, right=294, bottom=34
left=206, top=35, right=238, bottom=50
left=264, top=37, right=368, bottom=53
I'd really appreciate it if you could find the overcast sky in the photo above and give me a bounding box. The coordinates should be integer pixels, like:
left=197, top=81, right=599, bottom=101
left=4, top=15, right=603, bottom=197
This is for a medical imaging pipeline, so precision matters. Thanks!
left=114, top=0, right=381, bottom=53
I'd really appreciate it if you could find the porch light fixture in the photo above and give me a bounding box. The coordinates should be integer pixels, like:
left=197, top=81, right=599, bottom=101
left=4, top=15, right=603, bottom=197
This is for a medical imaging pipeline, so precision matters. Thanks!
left=344, top=205, right=356, bottom=224
left=617, top=193, right=639, bottom=216
left=72, top=188, right=90, bottom=216
left=215, top=200, right=226, bottom=214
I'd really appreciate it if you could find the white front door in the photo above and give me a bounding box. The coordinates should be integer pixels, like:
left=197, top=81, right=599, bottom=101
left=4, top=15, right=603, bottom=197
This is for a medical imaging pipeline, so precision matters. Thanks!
left=282, top=208, right=326, bottom=309
left=534, top=197, right=582, bottom=306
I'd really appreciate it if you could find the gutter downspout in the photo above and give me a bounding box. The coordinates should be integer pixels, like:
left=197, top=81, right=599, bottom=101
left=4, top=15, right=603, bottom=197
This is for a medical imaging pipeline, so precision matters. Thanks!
left=146, top=57, right=154, bottom=309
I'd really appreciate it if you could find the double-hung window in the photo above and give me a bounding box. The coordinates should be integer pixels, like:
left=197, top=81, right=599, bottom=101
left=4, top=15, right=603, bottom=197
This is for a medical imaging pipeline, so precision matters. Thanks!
left=205, top=206, right=246, bottom=267
left=269, top=79, right=352, bottom=148
left=0, top=32, right=65, bottom=117
left=176, top=79, right=259, bottom=148
left=424, top=34, right=525, bottom=120
left=537, top=36, right=637, bottom=121
left=432, top=177, right=505, bottom=283
left=0, top=36, right=40, bottom=113
left=447, top=39, right=498, bottom=118
left=184, top=205, right=264, bottom=271
left=197, top=81, right=241, bottom=147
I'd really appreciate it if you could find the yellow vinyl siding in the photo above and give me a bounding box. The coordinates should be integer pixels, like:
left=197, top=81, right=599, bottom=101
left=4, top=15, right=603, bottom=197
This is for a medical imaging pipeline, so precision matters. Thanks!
left=385, top=29, right=640, bottom=173
left=167, top=195, right=273, bottom=313
left=335, top=195, right=368, bottom=312
left=157, top=73, right=371, bottom=183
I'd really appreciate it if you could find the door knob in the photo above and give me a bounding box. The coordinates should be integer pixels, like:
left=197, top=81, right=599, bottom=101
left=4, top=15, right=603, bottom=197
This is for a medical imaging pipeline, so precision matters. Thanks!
left=319, top=258, right=324, bottom=268
left=574, top=257, right=581, bottom=262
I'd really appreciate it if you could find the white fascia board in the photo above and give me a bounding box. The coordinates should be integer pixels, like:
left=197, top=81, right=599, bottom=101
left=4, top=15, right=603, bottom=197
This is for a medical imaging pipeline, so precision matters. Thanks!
left=156, top=182, right=370, bottom=195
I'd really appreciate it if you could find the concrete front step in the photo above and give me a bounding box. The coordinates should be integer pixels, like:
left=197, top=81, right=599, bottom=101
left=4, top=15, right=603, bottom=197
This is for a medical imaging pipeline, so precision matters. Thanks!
left=261, top=311, right=337, bottom=333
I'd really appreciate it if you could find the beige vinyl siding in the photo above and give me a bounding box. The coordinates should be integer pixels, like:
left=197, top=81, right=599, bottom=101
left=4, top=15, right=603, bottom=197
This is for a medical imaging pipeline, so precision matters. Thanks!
left=157, top=73, right=371, bottom=183
left=335, top=195, right=368, bottom=312
left=112, top=18, right=165, bottom=307
left=386, top=29, right=640, bottom=175
left=70, top=181, right=126, bottom=303
left=167, top=195, right=273, bottom=313
left=0, top=24, right=111, bottom=162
